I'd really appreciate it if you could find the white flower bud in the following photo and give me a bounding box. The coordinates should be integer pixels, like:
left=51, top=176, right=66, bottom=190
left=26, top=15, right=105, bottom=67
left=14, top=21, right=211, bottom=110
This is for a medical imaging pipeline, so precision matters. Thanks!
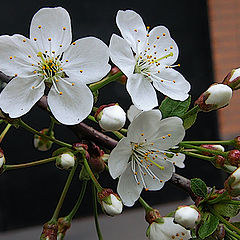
left=222, top=68, right=240, bottom=90
left=33, top=129, right=53, bottom=151
left=102, top=193, right=123, bottom=216
left=174, top=205, right=201, bottom=229
left=224, top=167, right=240, bottom=197
left=96, top=104, right=126, bottom=131
left=0, top=152, right=5, bottom=168
left=56, top=152, right=75, bottom=170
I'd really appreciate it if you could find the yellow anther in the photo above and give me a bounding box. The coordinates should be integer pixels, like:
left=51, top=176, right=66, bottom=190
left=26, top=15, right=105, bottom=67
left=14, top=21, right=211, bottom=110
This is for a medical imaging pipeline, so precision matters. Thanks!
left=34, top=38, right=37, bottom=41
left=144, top=173, right=147, bottom=176
left=153, top=45, right=156, bottom=48
left=23, top=39, right=26, bottom=42
left=173, top=161, right=176, bottom=165
left=139, top=56, right=142, bottom=59
left=71, top=83, right=75, bottom=86
left=80, top=70, right=83, bottom=73
left=32, top=86, right=35, bottom=89
left=59, top=92, right=63, bottom=95
left=141, top=159, right=143, bottom=163
left=178, top=64, right=181, bottom=67
left=45, top=50, right=48, bottom=53
left=28, top=55, right=31, bottom=58
left=150, top=163, right=153, bottom=166
left=9, top=56, right=13, bottom=59
left=52, top=51, right=55, bottom=54
left=31, top=64, right=34, bottom=66
left=56, top=79, right=59, bottom=82
left=162, top=136, right=166, bottom=139
left=60, top=68, right=63, bottom=71
left=147, top=73, right=151, bottom=76
left=168, top=134, right=171, bottom=137
left=158, top=70, right=160, bottom=73
left=63, top=27, right=66, bottom=30
left=137, top=40, right=140, bottom=42
left=141, top=133, right=144, bottom=136
left=145, top=188, right=149, bottom=191
left=134, top=29, right=137, bottom=32
left=33, top=71, right=37, bottom=74
left=42, top=66, right=46, bottom=70
left=137, top=182, right=140, bottom=185
left=72, top=42, right=76, bottom=45
left=155, top=155, right=158, bottom=158
left=164, top=157, right=167, bottom=160
left=160, top=180, right=163, bottom=182
left=147, top=43, right=149, bottom=45
left=164, top=48, right=167, bottom=51
left=66, top=60, right=69, bottom=62
left=147, top=26, right=150, bottom=30
left=156, top=150, right=160, bottom=152
left=157, top=36, right=160, bottom=39
left=146, top=34, right=149, bottom=37
left=176, top=153, right=179, bottom=156
left=153, top=176, right=155, bottom=179
left=38, top=25, right=42, bottom=29
left=161, top=80, right=164, bottom=82
left=163, top=33, right=166, bottom=36
left=170, top=46, right=173, bottom=49
left=14, top=74, right=18, bottom=77
left=59, top=44, right=62, bottom=47
left=48, top=38, right=51, bottom=41
left=134, top=172, right=138, bottom=175
left=173, top=80, right=176, bottom=83
left=148, top=48, right=150, bottom=50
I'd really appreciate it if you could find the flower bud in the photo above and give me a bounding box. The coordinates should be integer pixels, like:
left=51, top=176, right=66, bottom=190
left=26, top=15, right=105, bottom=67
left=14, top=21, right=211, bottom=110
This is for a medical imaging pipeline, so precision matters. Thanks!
left=224, top=167, right=240, bottom=197
left=56, top=152, right=75, bottom=170
left=228, top=149, right=240, bottom=166
left=174, top=205, right=201, bottom=229
left=201, top=144, right=225, bottom=156
left=95, top=104, right=126, bottom=131
left=0, top=148, right=5, bottom=168
left=40, top=222, right=58, bottom=240
left=195, top=84, right=232, bottom=112
left=214, top=155, right=226, bottom=169
left=34, top=128, right=53, bottom=151
left=57, top=217, right=71, bottom=239
left=222, top=68, right=240, bottom=90
left=98, top=188, right=123, bottom=216
left=110, top=66, right=127, bottom=84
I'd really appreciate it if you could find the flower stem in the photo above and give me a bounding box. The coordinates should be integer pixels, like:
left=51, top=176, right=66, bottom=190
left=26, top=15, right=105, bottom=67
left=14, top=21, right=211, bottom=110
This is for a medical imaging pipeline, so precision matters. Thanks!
left=179, top=142, right=228, bottom=157
left=89, top=72, right=123, bottom=92
left=50, top=161, right=78, bottom=223
left=113, top=131, right=124, bottom=139
left=66, top=181, right=88, bottom=221
left=138, top=197, right=154, bottom=213
left=181, top=105, right=201, bottom=120
left=209, top=207, right=240, bottom=236
left=180, top=150, right=215, bottom=162
left=47, top=116, right=55, bottom=135
left=0, top=123, right=11, bottom=143
left=92, top=182, right=103, bottom=240
left=18, top=119, right=72, bottom=148
left=4, top=156, right=57, bottom=170
left=181, top=140, right=235, bottom=146
left=83, top=156, right=102, bottom=192
left=225, top=225, right=240, bottom=240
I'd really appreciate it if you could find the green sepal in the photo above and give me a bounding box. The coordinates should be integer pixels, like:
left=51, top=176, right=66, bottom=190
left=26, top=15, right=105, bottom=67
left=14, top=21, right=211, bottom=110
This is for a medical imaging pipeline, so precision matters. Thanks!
left=159, top=96, right=191, bottom=119
left=102, top=195, right=112, bottom=205
left=213, top=203, right=240, bottom=217
left=79, top=165, right=90, bottom=181
left=154, top=218, right=164, bottom=224
left=52, top=147, right=73, bottom=157
left=198, top=213, right=219, bottom=239
left=190, top=178, right=208, bottom=198
left=146, top=225, right=151, bottom=238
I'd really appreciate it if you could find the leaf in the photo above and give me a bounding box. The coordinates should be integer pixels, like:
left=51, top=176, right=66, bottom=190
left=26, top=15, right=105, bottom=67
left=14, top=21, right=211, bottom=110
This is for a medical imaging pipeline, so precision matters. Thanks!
left=159, top=96, right=191, bottom=119
left=213, top=203, right=240, bottom=217
left=198, top=213, right=219, bottom=239
left=190, top=178, right=208, bottom=198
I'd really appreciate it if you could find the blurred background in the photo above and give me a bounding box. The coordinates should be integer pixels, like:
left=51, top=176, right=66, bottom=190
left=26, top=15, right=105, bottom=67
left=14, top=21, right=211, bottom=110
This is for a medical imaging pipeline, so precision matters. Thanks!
left=0, top=0, right=239, bottom=238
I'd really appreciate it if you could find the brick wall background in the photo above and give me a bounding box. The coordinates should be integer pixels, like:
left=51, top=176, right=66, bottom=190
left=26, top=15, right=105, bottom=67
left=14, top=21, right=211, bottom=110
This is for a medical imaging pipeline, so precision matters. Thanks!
left=208, top=0, right=240, bottom=139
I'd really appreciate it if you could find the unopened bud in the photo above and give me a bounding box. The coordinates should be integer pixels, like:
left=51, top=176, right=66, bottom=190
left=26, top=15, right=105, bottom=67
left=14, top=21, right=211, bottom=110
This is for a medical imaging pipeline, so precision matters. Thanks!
left=56, top=152, right=75, bottom=170
left=40, top=222, right=58, bottom=240
left=222, top=68, right=240, bottom=90
left=34, top=129, right=53, bottom=151
left=224, top=167, right=240, bottom=197
left=214, top=155, right=226, bottom=169
left=110, top=66, right=127, bottom=84
left=174, top=205, right=201, bottom=229
left=95, top=104, right=126, bottom=131
left=195, top=84, right=232, bottom=112
left=98, top=188, right=123, bottom=216
left=88, top=144, right=105, bottom=173
left=145, top=209, right=161, bottom=224
left=0, top=148, right=5, bottom=169
left=228, top=150, right=240, bottom=166
left=57, top=217, right=71, bottom=239
left=201, top=144, right=225, bottom=156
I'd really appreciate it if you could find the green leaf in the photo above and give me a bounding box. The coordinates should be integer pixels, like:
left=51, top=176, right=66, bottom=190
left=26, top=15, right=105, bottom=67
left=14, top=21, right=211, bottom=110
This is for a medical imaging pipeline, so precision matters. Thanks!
left=213, top=203, right=240, bottom=217
left=183, top=110, right=198, bottom=130
left=159, top=96, right=191, bottom=119
left=190, top=178, right=208, bottom=198
left=198, top=213, right=219, bottom=239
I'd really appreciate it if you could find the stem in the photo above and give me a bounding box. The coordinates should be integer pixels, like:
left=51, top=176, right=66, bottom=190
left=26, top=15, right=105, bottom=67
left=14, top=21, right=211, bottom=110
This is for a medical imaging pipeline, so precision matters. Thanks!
left=119, top=128, right=127, bottom=135
left=4, top=156, right=57, bottom=170
left=88, top=115, right=97, bottom=123
left=180, top=150, right=215, bottom=162
left=181, top=140, right=235, bottom=146
left=0, top=123, right=11, bottom=143
left=209, top=207, right=240, bottom=235
left=112, top=131, right=124, bottom=140
left=83, top=156, right=102, bottom=192
left=92, top=182, right=103, bottom=240
left=181, top=105, right=200, bottom=120
left=50, top=162, right=78, bottom=223
left=89, top=72, right=123, bottom=92
left=138, top=197, right=154, bottom=213
left=47, top=116, right=55, bottom=135
left=179, top=142, right=228, bottom=157
left=225, top=225, right=240, bottom=240
left=66, top=181, right=88, bottom=221
left=19, top=119, right=72, bottom=148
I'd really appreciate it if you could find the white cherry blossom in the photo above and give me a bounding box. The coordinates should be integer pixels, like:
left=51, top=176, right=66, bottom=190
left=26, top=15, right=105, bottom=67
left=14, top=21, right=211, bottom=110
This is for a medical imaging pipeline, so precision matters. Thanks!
left=110, top=10, right=190, bottom=111
left=108, top=110, right=185, bottom=206
left=0, top=7, right=110, bottom=125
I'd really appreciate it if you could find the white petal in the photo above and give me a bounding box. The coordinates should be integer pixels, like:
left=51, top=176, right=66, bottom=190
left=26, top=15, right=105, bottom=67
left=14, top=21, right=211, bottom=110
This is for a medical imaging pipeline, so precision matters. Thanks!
left=152, top=68, right=190, bottom=101
left=109, top=34, right=135, bottom=77
left=64, top=37, right=111, bottom=84
left=30, top=7, right=72, bottom=55
left=148, top=26, right=179, bottom=66
left=0, top=35, right=37, bottom=77
left=0, top=76, right=44, bottom=118
left=47, top=80, right=93, bottom=125
left=116, top=10, right=147, bottom=53
left=127, top=110, right=162, bottom=142
left=142, top=159, right=174, bottom=190
left=153, top=117, right=185, bottom=150
left=127, top=104, right=142, bottom=122
left=117, top=163, right=143, bottom=207
left=149, top=218, right=191, bottom=240
left=126, top=73, right=158, bottom=111
left=167, top=152, right=185, bottom=168
left=108, top=138, right=132, bottom=179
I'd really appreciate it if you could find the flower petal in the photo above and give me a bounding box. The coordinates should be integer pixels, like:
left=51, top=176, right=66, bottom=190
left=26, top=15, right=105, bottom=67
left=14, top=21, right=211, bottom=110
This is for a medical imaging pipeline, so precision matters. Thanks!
left=47, top=79, right=93, bottom=125
left=127, top=104, right=142, bottom=122
left=109, top=34, right=135, bottom=77
left=108, top=137, right=132, bottom=179
left=116, top=10, right=147, bottom=53
left=148, top=26, right=179, bottom=66
left=149, top=218, right=191, bottom=240
left=126, top=73, right=158, bottom=111
left=0, top=35, right=37, bottom=77
left=153, top=117, right=185, bottom=150
left=127, top=110, right=162, bottom=142
left=166, top=152, right=185, bottom=168
left=0, top=76, right=44, bottom=118
left=30, top=7, right=72, bottom=55
left=152, top=68, right=190, bottom=101
left=117, top=163, right=143, bottom=207
left=63, top=37, right=111, bottom=84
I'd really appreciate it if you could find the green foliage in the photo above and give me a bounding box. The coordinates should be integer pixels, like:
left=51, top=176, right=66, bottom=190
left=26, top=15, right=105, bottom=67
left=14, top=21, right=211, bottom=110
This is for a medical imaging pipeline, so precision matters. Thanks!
left=190, top=178, right=208, bottom=198
left=159, top=96, right=191, bottom=119
left=213, top=203, right=240, bottom=218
